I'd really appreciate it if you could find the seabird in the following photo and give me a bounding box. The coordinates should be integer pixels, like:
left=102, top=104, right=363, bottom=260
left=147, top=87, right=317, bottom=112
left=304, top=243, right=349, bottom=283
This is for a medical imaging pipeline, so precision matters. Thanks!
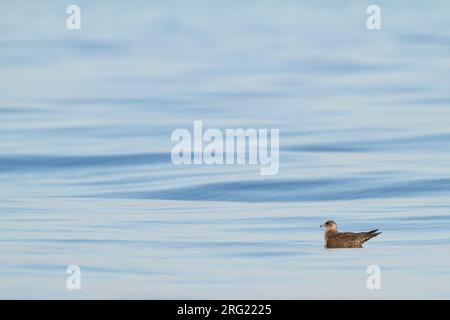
left=320, top=220, right=381, bottom=248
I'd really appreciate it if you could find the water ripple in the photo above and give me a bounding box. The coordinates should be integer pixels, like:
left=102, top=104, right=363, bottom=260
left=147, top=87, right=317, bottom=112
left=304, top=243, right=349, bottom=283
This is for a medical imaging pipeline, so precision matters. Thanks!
left=94, top=177, right=450, bottom=202
left=0, top=153, right=169, bottom=172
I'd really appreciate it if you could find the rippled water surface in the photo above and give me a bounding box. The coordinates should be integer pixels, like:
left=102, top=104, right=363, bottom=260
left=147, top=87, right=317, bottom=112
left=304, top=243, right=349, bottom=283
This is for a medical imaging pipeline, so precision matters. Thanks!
left=1, top=1, right=450, bottom=298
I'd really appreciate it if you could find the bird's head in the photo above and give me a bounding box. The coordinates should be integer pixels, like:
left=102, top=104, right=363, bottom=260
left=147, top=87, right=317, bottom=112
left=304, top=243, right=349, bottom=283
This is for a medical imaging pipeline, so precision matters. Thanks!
left=320, top=220, right=337, bottom=231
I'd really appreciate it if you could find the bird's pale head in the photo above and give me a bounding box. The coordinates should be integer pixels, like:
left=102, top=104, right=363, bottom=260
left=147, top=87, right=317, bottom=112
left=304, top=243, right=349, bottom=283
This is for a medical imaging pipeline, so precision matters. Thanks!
left=320, top=220, right=337, bottom=231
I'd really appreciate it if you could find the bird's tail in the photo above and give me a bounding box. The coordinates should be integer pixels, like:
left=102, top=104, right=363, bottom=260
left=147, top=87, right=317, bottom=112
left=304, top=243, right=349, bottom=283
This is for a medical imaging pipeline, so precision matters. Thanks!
left=368, top=229, right=382, bottom=237
left=359, top=229, right=382, bottom=244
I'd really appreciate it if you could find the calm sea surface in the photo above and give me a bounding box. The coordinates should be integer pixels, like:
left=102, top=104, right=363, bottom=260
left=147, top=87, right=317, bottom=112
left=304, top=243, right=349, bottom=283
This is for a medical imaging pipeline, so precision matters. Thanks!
left=1, top=1, right=450, bottom=298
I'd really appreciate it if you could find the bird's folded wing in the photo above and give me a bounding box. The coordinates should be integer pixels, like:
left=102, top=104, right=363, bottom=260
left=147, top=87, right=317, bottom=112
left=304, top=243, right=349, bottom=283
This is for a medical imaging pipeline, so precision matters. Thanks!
left=331, top=231, right=379, bottom=247
left=333, top=232, right=360, bottom=242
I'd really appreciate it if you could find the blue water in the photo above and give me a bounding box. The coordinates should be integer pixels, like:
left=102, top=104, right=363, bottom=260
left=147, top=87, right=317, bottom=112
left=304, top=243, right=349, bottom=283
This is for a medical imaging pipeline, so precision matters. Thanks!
left=1, top=1, right=450, bottom=298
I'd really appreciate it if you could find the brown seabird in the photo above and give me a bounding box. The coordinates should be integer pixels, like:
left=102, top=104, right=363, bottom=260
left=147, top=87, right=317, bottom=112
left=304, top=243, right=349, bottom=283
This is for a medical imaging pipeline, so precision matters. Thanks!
left=320, top=220, right=381, bottom=248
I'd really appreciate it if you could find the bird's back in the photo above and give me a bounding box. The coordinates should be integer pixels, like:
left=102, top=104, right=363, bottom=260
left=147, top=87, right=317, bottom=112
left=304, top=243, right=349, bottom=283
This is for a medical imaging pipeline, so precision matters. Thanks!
left=325, top=229, right=381, bottom=248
